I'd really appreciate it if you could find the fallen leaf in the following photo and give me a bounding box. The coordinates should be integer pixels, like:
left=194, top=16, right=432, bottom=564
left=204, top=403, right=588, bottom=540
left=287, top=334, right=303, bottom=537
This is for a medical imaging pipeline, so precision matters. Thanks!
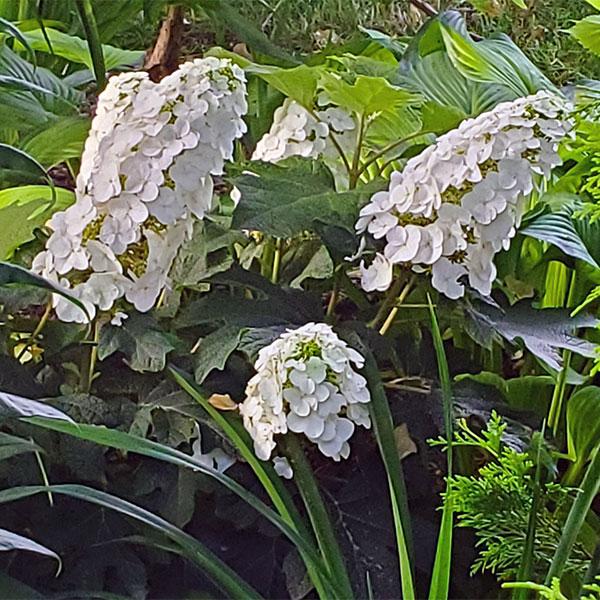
left=208, top=393, right=238, bottom=411
left=394, top=423, right=417, bottom=460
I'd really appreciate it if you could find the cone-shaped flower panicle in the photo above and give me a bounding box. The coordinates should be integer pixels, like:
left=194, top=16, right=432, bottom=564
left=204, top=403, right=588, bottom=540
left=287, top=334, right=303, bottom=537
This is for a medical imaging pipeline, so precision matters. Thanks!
left=356, top=91, right=574, bottom=299
left=32, top=58, right=248, bottom=322
left=239, top=323, right=371, bottom=462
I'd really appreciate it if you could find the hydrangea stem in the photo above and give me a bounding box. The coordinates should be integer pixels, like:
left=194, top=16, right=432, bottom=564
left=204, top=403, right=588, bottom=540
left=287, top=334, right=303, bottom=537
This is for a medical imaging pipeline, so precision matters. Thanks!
left=79, top=319, right=99, bottom=393
left=281, top=434, right=354, bottom=599
left=16, top=299, right=52, bottom=361
left=378, top=275, right=417, bottom=336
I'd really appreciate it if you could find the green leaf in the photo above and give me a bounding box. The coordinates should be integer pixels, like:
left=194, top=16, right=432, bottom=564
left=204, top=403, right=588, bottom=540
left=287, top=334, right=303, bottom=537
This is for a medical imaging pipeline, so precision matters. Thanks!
left=0, top=185, right=74, bottom=258
left=0, top=390, right=73, bottom=421
left=345, top=332, right=415, bottom=599
left=571, top=16, right=600, bottom=56
left=521, top=210, right=599, bottom=269
left=98, top=313, right=176, bottom=372
left=0, top=17, right=35, bottom=64
left=290, top=245, right=334, bottom=289
left=169, top=369, right=336, bottom=598
left=0, top=484, right=260, bottom=600
left=21, top=116, right=90, bottom=167
left=566, top=386, right=600, bottom=468
left=231, top=158, right=377, bottom=238
left=463, top=301, right=598, bottom=371
left=0, top=262, right=88, bottom=315
left=0, top=44, right=81, bottom=130
left=21, top=27, right=144, bottom=71
left=399, top=12, right=555, bottom=116
left=0, top=528, right=60, bottom=571
left=0, top=143, right=48, bottom=186
left=193, top=325, right=244, bottom=384
left=0, top=431, right=42, bottom=460
left=546, top=447, right=600, bottom=583
left=427, top=296, right=453, bottom=600
left=319, top=72, right=418, bottom=116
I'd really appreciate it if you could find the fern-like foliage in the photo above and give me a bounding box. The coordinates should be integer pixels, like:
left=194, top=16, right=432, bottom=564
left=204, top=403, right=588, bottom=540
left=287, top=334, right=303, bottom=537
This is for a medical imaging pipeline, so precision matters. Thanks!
left=441, top=413, right=590, bottom=580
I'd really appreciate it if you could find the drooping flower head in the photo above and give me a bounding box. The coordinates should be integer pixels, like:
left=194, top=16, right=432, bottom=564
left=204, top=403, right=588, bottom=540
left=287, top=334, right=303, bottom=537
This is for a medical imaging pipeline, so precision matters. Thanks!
left=32, top=57, right=248, bottom=322
left=356, top=91, right=574, bottom=299
left=239, top=323, right=371, bottom=462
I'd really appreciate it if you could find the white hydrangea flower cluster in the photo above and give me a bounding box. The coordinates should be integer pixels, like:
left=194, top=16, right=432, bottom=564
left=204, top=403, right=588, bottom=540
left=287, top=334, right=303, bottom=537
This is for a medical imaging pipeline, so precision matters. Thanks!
left=252, top=98, right=355, bottom=163
left=32, top=57, right=248, bottom=322
left=239, top=323, right=371, bottom=462
left=356, top=91, right=574, bottom=299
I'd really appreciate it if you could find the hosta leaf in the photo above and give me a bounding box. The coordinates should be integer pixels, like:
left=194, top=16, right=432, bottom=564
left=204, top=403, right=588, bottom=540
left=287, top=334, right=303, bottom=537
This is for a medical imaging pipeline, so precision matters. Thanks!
left=0, top=44, right=81, bottom=129
left=0, top=390, right=73, bottom=421
left=21, top=116, right=90, bottom=167
left=231, top=158, right=379, bottom=238
left=0, top=185, right=74, bottom=258
left=98, top=312, right=177, bottom=372
left=521, top=209, right=600, bottom=269
left=567, top=386, right=600, bottom=463
left=0, top=528, right=60, bottom=569
left=0, top=143, right=48, bottom=186
left=20, top=28, right=144, bottom=71
left=0, top=17, right=35, bottom=63
left=463, top=301, right=598, bottom=370
left=399, top=11, right=554, bottom=116
left=571, top=16, right=600, bottom=56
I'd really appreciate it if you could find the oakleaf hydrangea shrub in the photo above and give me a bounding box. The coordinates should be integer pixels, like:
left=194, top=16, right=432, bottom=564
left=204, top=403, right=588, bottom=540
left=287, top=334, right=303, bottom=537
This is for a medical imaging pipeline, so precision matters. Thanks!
left=356, top=91, right=574, bottom=298
left=239, top=323, right=371, bottom=462
left=33, top=57, right=247, bottom=322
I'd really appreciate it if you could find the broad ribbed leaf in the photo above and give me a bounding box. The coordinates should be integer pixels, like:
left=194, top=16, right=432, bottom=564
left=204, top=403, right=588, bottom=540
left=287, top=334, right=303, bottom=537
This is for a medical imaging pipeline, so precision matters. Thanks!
left=0, top=143, right=47, bottom=186
left=399, top=12, right=555, bottom=116
left=0, top=17, right=35, bottom=63
left=567, top=387, right=600, bottom=464
left=21, top=116, right=90, bottom=168
left=0, top=45, right=81, bottom=129
left=21, top=28, right=144, bottom=71
left=0, top=185, right=73, bottom=258
left=571, top=16, right=600, bottom=56
left=521, top=211, right=599, bottom=268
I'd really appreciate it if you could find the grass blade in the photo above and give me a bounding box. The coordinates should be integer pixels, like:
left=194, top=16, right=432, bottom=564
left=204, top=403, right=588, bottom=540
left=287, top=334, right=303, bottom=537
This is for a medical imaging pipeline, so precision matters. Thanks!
left=350, top=333, right=415, bottom=600
left=282, top=434, right=354, bottom=599
left=25, top=413, right=335, bottom=597
left=0, top=484, right=260, bottom=599
left=427, top=295, right=454, bottom=600
left=546, top=442, right=600, bottom=583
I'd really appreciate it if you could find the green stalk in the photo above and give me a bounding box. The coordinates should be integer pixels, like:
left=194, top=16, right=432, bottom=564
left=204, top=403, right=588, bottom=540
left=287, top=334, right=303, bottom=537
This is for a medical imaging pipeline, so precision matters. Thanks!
left=427, top=295, right=454, bottom=600
left=356, top=336, right=415, bottom=599
left=281, top=435, right=354, bottom=599
left=545, top=444, right=600, bottom=583
left=271, top=238, right=282, bottom=284
left=74, top=0, right=106, bottom=89
left=513, top=426, right=546, bottom=600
